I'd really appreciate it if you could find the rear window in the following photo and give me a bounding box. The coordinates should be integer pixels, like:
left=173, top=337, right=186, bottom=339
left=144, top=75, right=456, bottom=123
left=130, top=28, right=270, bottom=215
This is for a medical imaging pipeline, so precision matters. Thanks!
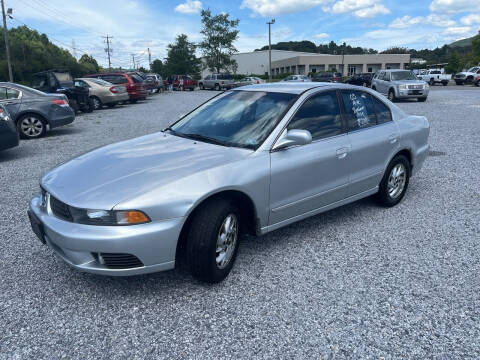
left=91, top=79, right=112, bottom=86
left=101, top=75, right=127, bottom=84
left=54, top=72, right=72, bottom=81
left=218, top=74, right=233, bottom=80
left=130, top=74, right=144, bottom=83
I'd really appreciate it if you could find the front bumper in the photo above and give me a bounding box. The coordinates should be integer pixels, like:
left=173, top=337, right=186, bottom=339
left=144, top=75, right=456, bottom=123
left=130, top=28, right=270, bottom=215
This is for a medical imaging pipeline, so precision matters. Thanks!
left=29, top=195, right=184, bottom=276
left=397, top=88, right=429, bottom=99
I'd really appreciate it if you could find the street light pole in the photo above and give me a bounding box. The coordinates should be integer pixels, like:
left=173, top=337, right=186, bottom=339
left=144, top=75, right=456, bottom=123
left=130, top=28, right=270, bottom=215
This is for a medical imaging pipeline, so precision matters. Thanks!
left=267, top=19, right=275, bottom=83
left=1, top=0, right=13, bottom=82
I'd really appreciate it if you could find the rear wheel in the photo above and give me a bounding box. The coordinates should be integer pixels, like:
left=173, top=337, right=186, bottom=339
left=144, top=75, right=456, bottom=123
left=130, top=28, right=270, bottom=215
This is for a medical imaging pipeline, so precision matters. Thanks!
left=186, top=199, right=242, bottom=283
left=442, top=81, right=448, bottom=86
left=214, top=83, right=220, bottom=91
left=429, top=78, right=435, bottom=86
left=375, top=155, right=410, bottom=207
left=90, top=96, right=102, bottom=110
left=199, top=83, right=204, bottom=90
left=17, top=114, right=47, bottom=139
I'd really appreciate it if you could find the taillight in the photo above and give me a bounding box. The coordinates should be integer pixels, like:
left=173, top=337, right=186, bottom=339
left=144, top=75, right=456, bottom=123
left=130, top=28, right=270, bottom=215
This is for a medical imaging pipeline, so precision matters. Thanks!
left=110, top=86, right=118, bottom=93
left=51, top=99, right=68, bottom=107
left=256, top=80, right=259, bottom=84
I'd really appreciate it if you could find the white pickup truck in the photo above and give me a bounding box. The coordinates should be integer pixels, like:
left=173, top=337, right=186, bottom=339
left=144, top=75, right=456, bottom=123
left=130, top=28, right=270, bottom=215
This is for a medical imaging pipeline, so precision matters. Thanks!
left=417, top=69, right=451, bottom=86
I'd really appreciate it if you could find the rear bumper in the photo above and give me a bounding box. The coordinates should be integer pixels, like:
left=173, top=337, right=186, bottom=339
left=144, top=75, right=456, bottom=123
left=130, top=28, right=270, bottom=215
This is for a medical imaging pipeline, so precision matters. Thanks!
left=0, top=122, right=19, bottom=151
left=29, top=195, right=183, bottom=276
left=127, top=90, right=148, bottom=100
left=98, top=92, right=129, bottom=104
left=49, top=109, right=75, bottom=129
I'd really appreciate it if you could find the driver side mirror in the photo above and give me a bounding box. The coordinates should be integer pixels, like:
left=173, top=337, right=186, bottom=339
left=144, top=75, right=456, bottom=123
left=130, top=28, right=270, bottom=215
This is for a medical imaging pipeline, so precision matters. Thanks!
left=272, top=129, right=312, bottom=151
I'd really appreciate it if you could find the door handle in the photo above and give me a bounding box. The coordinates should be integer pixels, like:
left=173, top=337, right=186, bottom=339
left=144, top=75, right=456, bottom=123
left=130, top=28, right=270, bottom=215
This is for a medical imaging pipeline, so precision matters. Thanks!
left=388, top=134, right=398, bottom=144
left=336, top=147, right=349, bottom=159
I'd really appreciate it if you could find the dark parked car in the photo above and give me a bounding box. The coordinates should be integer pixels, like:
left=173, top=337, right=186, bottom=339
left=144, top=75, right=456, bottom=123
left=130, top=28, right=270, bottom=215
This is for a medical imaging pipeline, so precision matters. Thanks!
left=31, top=69, right=93, bottom=113
left=0, top=82, right=75, bottom=139
left=84, top=72, right=148, bottom=103
left=0, top=103, right=19, bottom=151
left=346, top=73, right=374, bottom=87
left=312, top=72, right=343, bottom=83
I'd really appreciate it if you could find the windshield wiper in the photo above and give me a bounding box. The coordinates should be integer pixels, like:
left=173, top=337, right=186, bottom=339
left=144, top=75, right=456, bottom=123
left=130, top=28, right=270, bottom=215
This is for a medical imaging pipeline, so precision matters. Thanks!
left=181, top=133, right=231, bottom=147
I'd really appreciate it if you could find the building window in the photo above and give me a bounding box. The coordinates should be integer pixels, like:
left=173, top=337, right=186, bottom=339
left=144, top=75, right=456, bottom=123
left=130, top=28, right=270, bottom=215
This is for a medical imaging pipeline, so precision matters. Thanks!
left=368, top=67, right=373, bottom=73
left=348, top=66, right=356, bottom=76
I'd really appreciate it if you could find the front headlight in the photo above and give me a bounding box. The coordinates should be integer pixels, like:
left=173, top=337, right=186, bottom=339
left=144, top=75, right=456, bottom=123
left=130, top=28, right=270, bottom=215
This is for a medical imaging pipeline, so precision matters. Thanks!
left=70, top=207, right=150, bottom=226
left=398, top=84, right=407, bottom=91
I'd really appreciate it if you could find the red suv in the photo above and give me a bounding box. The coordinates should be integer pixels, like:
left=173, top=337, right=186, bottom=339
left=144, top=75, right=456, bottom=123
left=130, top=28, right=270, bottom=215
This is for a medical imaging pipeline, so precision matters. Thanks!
left=84, top=72, right=148, bottom=103
left=167, top=75, right=197, bottom=91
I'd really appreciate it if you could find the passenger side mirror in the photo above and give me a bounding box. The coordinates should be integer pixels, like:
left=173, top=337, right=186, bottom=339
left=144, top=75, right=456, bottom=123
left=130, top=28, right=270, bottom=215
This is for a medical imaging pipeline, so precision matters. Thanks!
left=273, top=129, right=312, bottom=151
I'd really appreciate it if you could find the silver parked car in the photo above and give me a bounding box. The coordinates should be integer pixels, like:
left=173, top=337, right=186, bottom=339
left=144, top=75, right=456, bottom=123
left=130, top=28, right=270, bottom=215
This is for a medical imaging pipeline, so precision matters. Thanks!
left=282, top=75, right=311, bottom=82
left=235, top=77, right=265, bottom=87
left=199, top=73, right=235, bottom=90
left=74, top=78, right=129, bottom=110
left=28, top=83, right=430, bottom=283
left=371, top=70, right=429, bottom=102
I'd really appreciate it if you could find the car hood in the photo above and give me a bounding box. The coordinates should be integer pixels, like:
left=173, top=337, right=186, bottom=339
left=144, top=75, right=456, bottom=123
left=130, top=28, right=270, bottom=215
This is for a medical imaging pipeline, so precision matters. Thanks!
left=41, top=132, right=252, bottom=210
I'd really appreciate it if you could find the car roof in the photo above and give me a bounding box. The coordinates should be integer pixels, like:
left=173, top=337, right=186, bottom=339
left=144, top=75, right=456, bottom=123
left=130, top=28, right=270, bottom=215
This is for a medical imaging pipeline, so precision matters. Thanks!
left=234, top=82, right=358, bottom=94
left=384, top=69, right=410, bottom=72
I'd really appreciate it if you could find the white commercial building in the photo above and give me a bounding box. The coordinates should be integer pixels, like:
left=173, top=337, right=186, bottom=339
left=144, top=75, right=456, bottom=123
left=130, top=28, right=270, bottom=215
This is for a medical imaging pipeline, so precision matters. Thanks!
left=202, top=50, right=411, bottom=77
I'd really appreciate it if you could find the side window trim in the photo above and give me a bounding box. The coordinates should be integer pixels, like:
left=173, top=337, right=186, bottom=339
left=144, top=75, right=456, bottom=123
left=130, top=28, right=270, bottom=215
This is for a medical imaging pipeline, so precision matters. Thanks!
left=371, top=95, right=393, bottom=124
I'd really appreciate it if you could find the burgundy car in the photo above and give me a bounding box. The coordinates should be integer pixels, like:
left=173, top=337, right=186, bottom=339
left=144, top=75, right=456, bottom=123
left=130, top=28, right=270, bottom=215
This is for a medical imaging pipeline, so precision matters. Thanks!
left=84, top=72, right=148, bottom=103
left=168, top=75, right=197, bottom=91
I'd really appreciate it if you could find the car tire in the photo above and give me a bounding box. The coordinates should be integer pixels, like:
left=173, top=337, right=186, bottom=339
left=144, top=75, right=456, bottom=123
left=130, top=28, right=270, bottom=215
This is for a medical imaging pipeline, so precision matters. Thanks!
left=429, top=78, right=435, bottom=86
left=214, top=83, right=220, bottom=91
left=455, top=81, right=463, bottom=85
left=189, top=87, right=194, bottom=91
left=442, top=81, right=448, bottom=86
left=475, top=81, right=480, bottom=87
left=388, top=89, right=396, bottom=102
left=371, top=86, right=377, bottom=91
left=129, top=99, right=138, bottom=104
left=90, top=96, right=102, bottom=110
left=186, top=199, right=242, bottom=283
left=82, top=98, right=94, bottom=113
left=466, top=76, right=473, bottom=85
left=17, top=114, right=47, bottom=139
left=375, top=155, right=410, bottom=207
left=199, top=83, right=204, bottom=90
left=69, top=99, right=79, bottom=113
left=418, top=97, right=427, bottom=102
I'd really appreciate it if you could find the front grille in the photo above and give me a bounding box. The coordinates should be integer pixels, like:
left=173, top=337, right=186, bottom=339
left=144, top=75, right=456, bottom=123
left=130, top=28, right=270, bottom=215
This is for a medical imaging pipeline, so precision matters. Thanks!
left=454, top=74, right=465, bottom=79
left=50, top=195, right=72, bottom=221
left=407, top=84, right=423, bottom=90
left=99, top=253, right=144, bottom=269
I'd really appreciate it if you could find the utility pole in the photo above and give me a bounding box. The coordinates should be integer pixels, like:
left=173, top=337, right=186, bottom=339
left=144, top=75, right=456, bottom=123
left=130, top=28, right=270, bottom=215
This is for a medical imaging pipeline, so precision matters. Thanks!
left=102, top=35, right=113, bottom=69
left=1, top=0, right=13, bottom=82
left=131, top=54, right=135, bottom=70
left=148, top=47, right=151, bottom=70
left=267, top=19, right=275, bottom=83
left=71, top=39, right=77, bottom=59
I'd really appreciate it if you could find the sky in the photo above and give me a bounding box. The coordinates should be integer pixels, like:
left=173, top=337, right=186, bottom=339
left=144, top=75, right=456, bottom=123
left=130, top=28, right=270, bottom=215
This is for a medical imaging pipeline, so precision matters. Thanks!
left=5, top=0, right=480, bottom=68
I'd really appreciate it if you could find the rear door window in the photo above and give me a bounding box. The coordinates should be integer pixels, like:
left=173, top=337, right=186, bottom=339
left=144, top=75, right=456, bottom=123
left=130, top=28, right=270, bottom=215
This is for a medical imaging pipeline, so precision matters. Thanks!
left=6, top=88, right=20, bottom=99
left=287, top=91, right=343, bottom=141
left=130, top=74, right=144, bottom=83
left=341, top=90, right=377, bottom=131
left=371, top=96, right=393, bottom=124
left=0, top=87, right=7, bottom=100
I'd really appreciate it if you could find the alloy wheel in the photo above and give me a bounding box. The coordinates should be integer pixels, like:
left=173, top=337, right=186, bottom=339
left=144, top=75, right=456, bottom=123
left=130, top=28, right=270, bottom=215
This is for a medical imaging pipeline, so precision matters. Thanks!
left=215, top=214, right=238, bottom=269
left=20, top=116, right=44, bottom=138
left=92, top=97, right=101, bottom=110
left=387, top=163, right=406, bottom=199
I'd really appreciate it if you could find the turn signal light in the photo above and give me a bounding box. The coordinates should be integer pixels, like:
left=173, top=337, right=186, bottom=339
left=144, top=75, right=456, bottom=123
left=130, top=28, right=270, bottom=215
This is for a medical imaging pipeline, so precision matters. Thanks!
left=117, top=211, right=150, bottom=225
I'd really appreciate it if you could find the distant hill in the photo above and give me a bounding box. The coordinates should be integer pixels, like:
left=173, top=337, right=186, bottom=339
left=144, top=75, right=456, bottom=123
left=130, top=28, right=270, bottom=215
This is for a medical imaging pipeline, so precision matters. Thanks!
left=449, top=36, right=475, bottom=48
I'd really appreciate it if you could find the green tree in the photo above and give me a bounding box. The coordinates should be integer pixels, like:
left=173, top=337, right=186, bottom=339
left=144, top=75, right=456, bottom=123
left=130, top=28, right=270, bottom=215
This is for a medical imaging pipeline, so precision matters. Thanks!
left=151, top=59, right=164, bottom=76
left=200, top=9, right=239, bottom=73
left=472, top=31, right=480, bottom=61
left=445, top=51, right=461, bottom=73
left=164, top=34, right=201, bottom=76
left=79, top=54, right=99, bottom=73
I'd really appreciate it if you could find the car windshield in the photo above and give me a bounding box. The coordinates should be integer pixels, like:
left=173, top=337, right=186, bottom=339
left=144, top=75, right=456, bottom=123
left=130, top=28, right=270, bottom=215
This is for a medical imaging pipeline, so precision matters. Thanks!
left=391, top=71, right=417, bottom=81
left=54, top=72, right=72, bottom=81
left=170, top=91, right=297, bottom=149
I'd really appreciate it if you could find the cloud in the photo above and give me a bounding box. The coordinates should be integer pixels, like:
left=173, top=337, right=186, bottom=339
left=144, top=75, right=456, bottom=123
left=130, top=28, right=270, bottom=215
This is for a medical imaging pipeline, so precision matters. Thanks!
left=443, top=26, right=472, bottom=35
left=429, top=0, right=479, bottom=14
left=240, top=0, right=329, bottom=17
left=460, top=13, right=480, bottom=25
left=324, top=0, right=390, bottom=18
left=314, top=32, right=329, bottom=39
left=389, top=14, right=455, bottom=28
left=175, top=0, right=202, bottom=14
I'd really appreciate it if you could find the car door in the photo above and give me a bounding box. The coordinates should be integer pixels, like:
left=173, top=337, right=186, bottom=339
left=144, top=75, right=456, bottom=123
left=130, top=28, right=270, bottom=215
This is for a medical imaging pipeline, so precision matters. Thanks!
left=269, top=90, right=350, bottom=225
left=340, top=90, right=400, bottom=196
left=0, top=87, right=22, bottom=120
left=374, top=71, right=384, bottom=92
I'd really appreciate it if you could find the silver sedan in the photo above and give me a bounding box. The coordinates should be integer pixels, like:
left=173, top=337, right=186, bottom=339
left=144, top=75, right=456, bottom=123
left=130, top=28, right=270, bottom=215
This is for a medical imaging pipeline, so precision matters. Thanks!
left=29, top=83, right=430, bottom=283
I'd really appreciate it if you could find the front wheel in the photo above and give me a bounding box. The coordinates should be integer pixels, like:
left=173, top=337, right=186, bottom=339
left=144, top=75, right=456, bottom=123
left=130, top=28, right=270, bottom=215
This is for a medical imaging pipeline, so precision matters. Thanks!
left=388, top=89, right=396, bottom=102
left=17, top=114, right=47, bottom=139
left=375, top=155, right=410, bottom=207
left=214, top=83, right=221, bottom=91
left=90, top=96, right=102, bottom=110
left=186, top=199, right=242, bottom=283
left=442, top=81, right=448, bottom=86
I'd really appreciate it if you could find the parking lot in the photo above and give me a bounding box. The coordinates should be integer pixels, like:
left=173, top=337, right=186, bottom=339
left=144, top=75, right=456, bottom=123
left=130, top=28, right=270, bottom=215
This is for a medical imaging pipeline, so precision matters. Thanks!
left=1, top=86, right=479, bottom=358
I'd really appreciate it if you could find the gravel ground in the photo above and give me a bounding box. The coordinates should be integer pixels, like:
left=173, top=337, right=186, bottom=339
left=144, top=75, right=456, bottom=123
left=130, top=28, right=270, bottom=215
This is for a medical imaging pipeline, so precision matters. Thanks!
left=1, top=87, right=479, bottom=359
